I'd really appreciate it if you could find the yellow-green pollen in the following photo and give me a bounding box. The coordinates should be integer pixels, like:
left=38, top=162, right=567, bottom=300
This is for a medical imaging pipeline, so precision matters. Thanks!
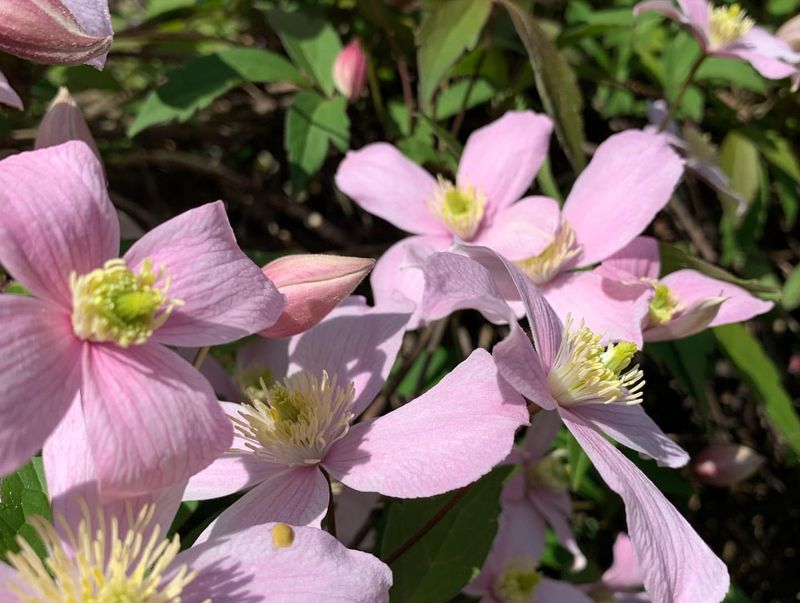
left=648, top=281, right=681, bottom=326
left=493, top=564, right=542, bottom=603
left=430, top=177, right=487, bottom=240
left=5, top=503, right=199, bottom=603
left=548, top=317, right=644, bottom=406
left=708, top=4, right=754, bottom=49
left=233, top=370, right=355, bottom=466
left=515, top=222, right=581, bottom=285
left=70, top=258, right=182, bottom=347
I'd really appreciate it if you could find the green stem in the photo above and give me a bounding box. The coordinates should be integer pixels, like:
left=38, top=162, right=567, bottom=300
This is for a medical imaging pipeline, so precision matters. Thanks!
left=192, top=346, right=210, bottom=370
left=658, top=53, right=706, bottom=132
left=321, top=467, right=338, bottom=538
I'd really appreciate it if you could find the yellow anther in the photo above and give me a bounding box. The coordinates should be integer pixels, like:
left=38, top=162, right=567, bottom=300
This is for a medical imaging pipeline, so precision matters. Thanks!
left=272, top=523, right=295, bottom=549
left=429, top=176, right=487, bottom=240
left=515, top=222, right=581, bottom=285
left=708, top=4, right=754, bottom=49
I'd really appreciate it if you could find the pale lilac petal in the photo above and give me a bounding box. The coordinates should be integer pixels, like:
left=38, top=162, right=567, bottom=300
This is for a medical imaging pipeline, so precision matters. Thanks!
left=175, top=523, right=392, bottom=603
left=457, top=111, right=553, bottom=215
left=236, top=337, right=290, bottom=385
left=534, top=578, right=594, bottom=603
left=634, top=1, right=709, bottom=47
left=723, top=27, right=800, bottom=79
left=183, top=451, right=279, bottom=501
left=176, top=348, right=240, bottom=402
left=324, top=349, right=527, bottom=497
left=0, top=70, right=22, bottom=110
left=124, top=202, right=285, bottom=346
left=81, top=343, right=233, bottom=499
left=662, top=269, right=773, bottom=327
left=0, top=142, right=118, bottom=307
left=197, top=467, right=328, bottom=543
left=0, top=563, right=24, bottom=600
left=562, top=130, right=683, bottom=267
left=289, top=297, right=411, bottom=417
left=644, top=296, right=725, bottom=342
left=543, top=272, right=648, bottom=347
left=57, top=0, right=113, bottom=68
left=493, top=324, right=557, bottom=411
left=472, top=196, right=560, bottom=260
left=677, top=0, right=709, bottom=30
left=531, top=488, right=586, bottom=571
left=603, top=533, right=645, bottom=592
left=0, top=295, right=80, bottom=477
left=572, top=404, right=689, bottom=468
left=561, top=409, right=730, bottom=603
left=603, top=237, right=661, bottom=280
left=371, top=234, right=451, bottom=329
left=724, top=46, right=799, bottom=78
left=335, top=142, right=445, bottom=235
left=521, top=409, right=562, bottom=462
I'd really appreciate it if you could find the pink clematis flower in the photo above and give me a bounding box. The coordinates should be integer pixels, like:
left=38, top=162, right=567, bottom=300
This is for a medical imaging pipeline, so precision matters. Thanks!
left=0, top=141, right=286, bottom=499
left=634, top=0, right=800, bottom=79
left=598, top=236, right=772, bottom=341
left=183, top=296, right=528, bottom=541
left=583, top=533, right=651, bottom=602
left=0, top=70, right=23, bottom=110
left=421, top=246, right=730, bottom=603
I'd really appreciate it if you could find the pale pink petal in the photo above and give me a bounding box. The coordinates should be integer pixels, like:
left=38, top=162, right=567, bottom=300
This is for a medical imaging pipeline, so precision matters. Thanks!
left=561, top=409, right=730, bottom=603
left=43, top=396, right=184, bottom=544
left=196, top=467, right=328, bottom=543
left=60, top=0, right=113, bottom=67
left=124, top=202, right=285, bottom=346
left=0, top=295, right=80, bottom=477
left=0, top=563, right=24, bottom=600
left=176, top=348, right=241, bottom=402
left=677, top=0, right=709, bottom=30
left=531, top=488, right=586, bottom=571
left=723, top=27, right=800, bottom=79
left=175, top=523, right=392, bottom=603
left=371, top=234, right=451, bottom=329
left=457, top=111, right=553, bottom=215
left=633, top=1, right=709, bottom=47
left=324, top=349, right=527, bottom=497
left=521, top=410, right=563, bottom=463
left=572, top=404, right=689, bottom=468
left=644, top=296, right=725, bottom=342
left=472, top=196, right=560, bottom=260
left=562, top=130, right=683, bottom=267
left=335, top=142, right=445, bottom=235
left=603, top=236, right=661, bottom=280
left=723, top=46, right=799, bottom=78
left=544, top=272, right=648, bottom=347
left=661, top=269, right=773, bottom=327
left=534, top=578, right=594, bottom=603
left=81, top=343, right=233, bottom=499
left=289, top=296, right=411, bottom=417
left=0, top=142, right=118, bottom=307
left=183, top=450, right=279, bottom=501
left=236, top=337, right=290, bottom=386
left=0, top=70, right=22, bottom=110
left=603, top=533, right=645, bottom=592
left=493, top=324, right=557, bottom=411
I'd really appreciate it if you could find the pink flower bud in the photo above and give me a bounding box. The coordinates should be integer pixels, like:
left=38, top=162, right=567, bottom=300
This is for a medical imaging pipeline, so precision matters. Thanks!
left=789, top=353, right=800, bottom=376
left=0, top=0, right=113, bottom=68
left=259, top=254, right=374, bottom=338
left=333, top=39, right=367, bottom=101
left=693, top=444, right=764, bottom=487
left=35, top=87, right=101, bottom=161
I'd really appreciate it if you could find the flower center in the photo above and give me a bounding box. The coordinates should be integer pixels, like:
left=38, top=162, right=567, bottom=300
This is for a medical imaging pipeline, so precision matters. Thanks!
left=5, top=504, right=195, bottom=603
left=647, top=281, right=681, bottom=326
left=70, top=258, right=183, bottom=348
left=493, top=559, right=541, bottom=603
left=515, top=222, right=581, bottom=285
left=232, top=370, right=355, bottom=466
left=708, top=4, right=754, bottom=49
left=238, top=366, right=275, bottom=403
left=548, top=317, right=644, bottom=406
left=525, top=451, right=569, bottom=491
left=429, top=177, right=487, bottom=240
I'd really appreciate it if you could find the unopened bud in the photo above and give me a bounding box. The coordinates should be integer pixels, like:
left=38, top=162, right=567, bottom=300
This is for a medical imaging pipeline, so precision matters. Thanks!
left=35, top=88, right=100, bottom=160
left=693, top=444, right=764, bottom=487
left=0, top=0, right=113, bottom=68
left=259, top=254, right=374, bottom=338
left=333, top=39, right=367, bottom=101
left=789, top=353, right=800, bottom=376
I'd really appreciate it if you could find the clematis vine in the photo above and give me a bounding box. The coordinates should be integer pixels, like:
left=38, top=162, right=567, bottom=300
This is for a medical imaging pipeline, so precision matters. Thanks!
left=183, top=296, right=528, bottom=541
left=0, top=141, right=287, bottom=499
left=421, top=246, right=730, bottom=603
left=598, top=236, right=772, bottom=341
left=634, top=0, right=800, bottom=79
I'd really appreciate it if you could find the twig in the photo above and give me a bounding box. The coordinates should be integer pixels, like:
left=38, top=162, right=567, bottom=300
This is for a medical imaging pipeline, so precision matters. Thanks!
left=668, top=195, right=718, bottom=263
left=658, top=53, right=705, bottom=132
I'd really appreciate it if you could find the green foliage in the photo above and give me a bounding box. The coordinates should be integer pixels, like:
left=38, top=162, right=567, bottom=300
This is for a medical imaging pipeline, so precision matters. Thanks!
left=0, top=458, right=50, bottom=561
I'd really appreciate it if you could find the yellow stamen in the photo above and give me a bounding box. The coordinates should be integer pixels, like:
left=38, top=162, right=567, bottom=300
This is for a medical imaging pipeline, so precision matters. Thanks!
left=515, top=222, right=581, bottom=285
left=232, top=370, right=355, bottom=466
left=548, top=316, right=644, bottom=407
left=5, top=502, right=199, bottom=603
left=70, top=258, right=183, bottom=347
left=429, top=176, right=487, bottom=240
left=272, top=523, right=295, bottom=549
left=647, top=281, right=681, bottom=326
left=493, top=558, right=542, bottom=603
left=708, top=4, right=754, bottom=49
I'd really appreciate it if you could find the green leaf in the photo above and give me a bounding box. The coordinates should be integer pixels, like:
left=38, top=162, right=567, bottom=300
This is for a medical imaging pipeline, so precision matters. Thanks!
left=417, top=0, right=492, bottom=110
left=129, top=48, right=303, bottom=136
left=719, top=131, right=761, bottom=207
left=756, top=131, right=800, bottom=184
left=0, top=458, right=51, bottom=560
left=714, top=324, right=800, bottom=462
left=499, top=0, right=586, bottom=172
left=267, top=6, right=342, bottom=96
left=782, top=264, right=800, bottom=311
left=285, top=91, right=350, bottom=190
left=566, top=431, right=591, bottom=491
left=433, top=78, right=496, bottom=121
left=381, top=467, right=509, bottom=603
left=696, top=57, right=767, bottom=93
left=395, top=347, right=458, bottom=398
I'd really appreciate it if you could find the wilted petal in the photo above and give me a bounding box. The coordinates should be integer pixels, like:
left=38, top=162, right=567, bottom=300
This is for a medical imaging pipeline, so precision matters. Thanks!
left=0, top=70, right=23, bottom=110
left=124, top=202, right=286, bottom=346
left=324, top=349, right=527, bottom=497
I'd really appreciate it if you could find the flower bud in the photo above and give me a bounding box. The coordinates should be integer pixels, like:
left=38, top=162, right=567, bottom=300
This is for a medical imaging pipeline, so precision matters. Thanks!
left=333, top=39, right=367, bottom=101
left=259, top=254, right=374, bottom=338
left=35, top=87, right=100, bottom=160
left=693, top=444, right=764, bottom=487
left=0, top=0, right=113, bottom=68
